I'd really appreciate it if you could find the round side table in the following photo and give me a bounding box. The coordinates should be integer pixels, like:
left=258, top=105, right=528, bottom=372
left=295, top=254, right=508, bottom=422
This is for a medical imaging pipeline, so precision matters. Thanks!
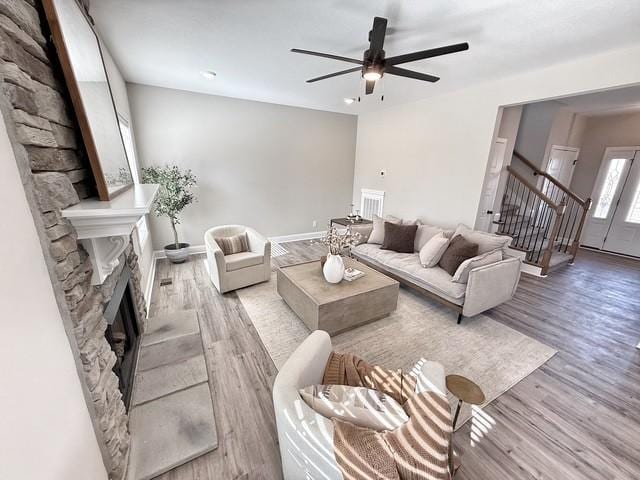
left=446, top=374, right=485, bottom=429
left=446, top=374, right=485, bottom=477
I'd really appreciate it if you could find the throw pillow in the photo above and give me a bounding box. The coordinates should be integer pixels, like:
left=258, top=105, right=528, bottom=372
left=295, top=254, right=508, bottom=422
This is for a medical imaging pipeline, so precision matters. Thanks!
left=414, top=224, right=454, bottom=252
left=381, top=222, right=418, bottom=253
left=215, top=233, right=249, bottom=255
left=439, top=235, right=479, bottom=276
left=453, top=224, right=512, bottom=254
left=367, top=214, right=401, bottom=244
left=299, top=384, right=409, bottom=432
left=418, top=232, right=450, bottom=267
left=452, top=249, right=503, bottom=283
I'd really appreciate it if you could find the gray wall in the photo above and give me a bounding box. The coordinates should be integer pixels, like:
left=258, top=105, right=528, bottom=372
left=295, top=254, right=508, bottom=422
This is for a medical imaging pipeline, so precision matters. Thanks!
left=514, top=101, right=563, bottom=168
left=127, top=84, right=357, bottom=249
left=570, top=111, right=640, bottom=199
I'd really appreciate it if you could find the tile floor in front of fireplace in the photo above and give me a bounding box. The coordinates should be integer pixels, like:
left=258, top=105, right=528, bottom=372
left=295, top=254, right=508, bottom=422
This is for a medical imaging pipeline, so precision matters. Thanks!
left=147, top=241, right=640, bottom=480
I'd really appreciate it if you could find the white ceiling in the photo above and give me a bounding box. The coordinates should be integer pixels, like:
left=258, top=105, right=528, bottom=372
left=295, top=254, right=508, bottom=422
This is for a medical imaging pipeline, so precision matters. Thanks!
left=557, top=85, right=640, bottom=116
left=91, top=0, right=640, bottom=114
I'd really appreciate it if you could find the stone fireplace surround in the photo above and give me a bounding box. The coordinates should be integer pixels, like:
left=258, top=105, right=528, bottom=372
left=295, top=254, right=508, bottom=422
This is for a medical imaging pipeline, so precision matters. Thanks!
left=0, top=1, right=146, bottom=478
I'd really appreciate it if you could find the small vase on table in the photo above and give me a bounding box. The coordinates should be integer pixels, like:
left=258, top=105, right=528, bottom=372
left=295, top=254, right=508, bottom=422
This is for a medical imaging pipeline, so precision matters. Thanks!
left=323, top=253, right=345, bottom=283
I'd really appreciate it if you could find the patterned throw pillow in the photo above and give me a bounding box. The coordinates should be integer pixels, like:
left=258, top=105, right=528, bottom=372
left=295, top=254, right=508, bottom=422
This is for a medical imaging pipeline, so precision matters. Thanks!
left=299, top=384, right=409, bottom=432
left=215, top=233, right=249, bottom=255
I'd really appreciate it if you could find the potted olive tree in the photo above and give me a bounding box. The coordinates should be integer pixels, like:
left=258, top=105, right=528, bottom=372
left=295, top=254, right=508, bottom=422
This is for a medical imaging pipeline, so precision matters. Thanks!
left=142, top=165, right=197, bottom=263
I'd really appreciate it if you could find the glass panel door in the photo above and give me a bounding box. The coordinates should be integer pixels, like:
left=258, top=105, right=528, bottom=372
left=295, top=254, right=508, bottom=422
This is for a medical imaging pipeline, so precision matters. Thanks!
left=602, top=150, right=640, bottom=256
left=581, top=149, right=635, bottom=249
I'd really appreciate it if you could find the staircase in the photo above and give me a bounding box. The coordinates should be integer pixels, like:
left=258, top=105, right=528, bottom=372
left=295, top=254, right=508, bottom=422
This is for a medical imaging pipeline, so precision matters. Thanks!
left=496, top=151, right=592, bottom=275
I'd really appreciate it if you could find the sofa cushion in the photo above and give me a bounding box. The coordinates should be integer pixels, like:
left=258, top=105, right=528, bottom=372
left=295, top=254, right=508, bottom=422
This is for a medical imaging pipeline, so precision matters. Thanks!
left=452, top=249, right=503, bottom=284
left=225, top=251, right=264, bottom=272
left=381, top=222, right=418, bottom=253
left=299, top=384, right=409, bottom=432
left=353, top=243, right=414, bottom=266
left=439, top=235, right=479, bottom=276
left=418, top=232, right=450, bottom=267
left=367, top=214, right=401, bottom=244
left=453, top=224, right=512, bottom=254
left=215, top=232, right=249, bottom=255
left=352, top=244, right=466, bottom=302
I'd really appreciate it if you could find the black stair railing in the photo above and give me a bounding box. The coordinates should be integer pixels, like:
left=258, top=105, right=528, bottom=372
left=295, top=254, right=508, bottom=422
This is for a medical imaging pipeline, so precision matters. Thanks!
left=497, top=151, right=592, bottom=274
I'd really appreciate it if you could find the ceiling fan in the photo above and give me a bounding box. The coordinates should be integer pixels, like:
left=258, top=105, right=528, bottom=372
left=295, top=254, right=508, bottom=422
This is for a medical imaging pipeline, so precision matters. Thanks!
left=291, top=16, right=469, bottom=95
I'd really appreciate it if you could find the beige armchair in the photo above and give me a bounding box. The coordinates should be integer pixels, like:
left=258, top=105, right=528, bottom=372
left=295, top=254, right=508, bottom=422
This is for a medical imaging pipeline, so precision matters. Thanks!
left=204, top=225, right=271, bottom=293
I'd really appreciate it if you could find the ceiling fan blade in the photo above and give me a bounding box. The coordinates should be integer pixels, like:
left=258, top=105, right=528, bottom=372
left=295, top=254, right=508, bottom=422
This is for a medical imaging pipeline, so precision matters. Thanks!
left=365, top=79, right=375, bottom=95
left=385, top=42, right=469, bottom=66
left=369, top=17, right=387, bottom=54
left=306, top=66, right=362, bottom=83
left=291, top=48, right=363, bottom=65
left=385, top=66, right=440, bottom=83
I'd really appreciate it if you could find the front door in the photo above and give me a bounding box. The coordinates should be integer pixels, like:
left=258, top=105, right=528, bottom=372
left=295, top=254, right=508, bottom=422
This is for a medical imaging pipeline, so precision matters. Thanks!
left=582, top=147, right=640, bottom=256
left=602, top=150, right=640, bottom=256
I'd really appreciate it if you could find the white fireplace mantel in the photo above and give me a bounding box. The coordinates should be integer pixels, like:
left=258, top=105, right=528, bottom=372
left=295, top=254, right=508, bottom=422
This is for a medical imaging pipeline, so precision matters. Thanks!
left=61, top=184, right=159, bottom=285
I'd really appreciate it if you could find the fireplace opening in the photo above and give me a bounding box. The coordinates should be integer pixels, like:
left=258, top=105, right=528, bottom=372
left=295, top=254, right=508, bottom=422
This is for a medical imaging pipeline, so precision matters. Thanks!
left=104, top=266, right=140, bottom=410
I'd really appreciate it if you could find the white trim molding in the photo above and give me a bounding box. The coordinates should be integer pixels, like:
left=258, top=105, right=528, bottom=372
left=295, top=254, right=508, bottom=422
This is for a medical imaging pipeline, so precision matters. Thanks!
left=268, top=231, right=325, bottom=244
left=144, top=252, right=156, bottom=317
left=152, top=244, right=206, bottom=260
left=61, top=184, right=159, bottom=285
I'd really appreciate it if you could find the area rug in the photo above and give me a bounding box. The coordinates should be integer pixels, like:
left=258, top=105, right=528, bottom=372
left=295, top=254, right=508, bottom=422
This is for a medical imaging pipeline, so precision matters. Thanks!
left=236, top=273, right=556, bottom=428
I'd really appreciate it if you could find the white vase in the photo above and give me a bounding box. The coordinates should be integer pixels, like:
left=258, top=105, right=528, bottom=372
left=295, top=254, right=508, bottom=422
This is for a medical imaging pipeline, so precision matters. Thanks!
left=323, top=254, right=345, bottom=283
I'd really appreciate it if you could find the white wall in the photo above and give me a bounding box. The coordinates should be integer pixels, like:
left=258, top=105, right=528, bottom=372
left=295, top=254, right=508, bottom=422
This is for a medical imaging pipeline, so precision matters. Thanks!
left=570, top=111, right=640, bottom=199
left=0, top=117, right=107, bottom=479
left=102, top=45, right=154, bottom=304
left=352, top=44, right=640, bottom=228
left=127, top=84, right=358, bottom=249
left=489, top=105, right=523, bottom=214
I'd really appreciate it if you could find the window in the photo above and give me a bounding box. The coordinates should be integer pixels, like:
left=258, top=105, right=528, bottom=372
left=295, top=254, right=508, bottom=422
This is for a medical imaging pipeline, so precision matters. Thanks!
left=593, top=158, right=626, bottom=219
left=118, top=115, right=140, bottom=183
left=626, top=183, right=640, bottom=224
left=118, top=115, right=149, bottom=248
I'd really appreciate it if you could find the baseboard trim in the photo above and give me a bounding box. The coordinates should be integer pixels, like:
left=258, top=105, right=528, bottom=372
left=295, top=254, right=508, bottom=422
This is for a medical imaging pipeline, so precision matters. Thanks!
left=580, top=245, right=640, bottom=261
left=269, top=231, right=325, bottom=243
left=143, top=253, right=156, bottom=318
left=152, top=244, right=206, bottom=260
left=520, top=262, right=545, bottom=277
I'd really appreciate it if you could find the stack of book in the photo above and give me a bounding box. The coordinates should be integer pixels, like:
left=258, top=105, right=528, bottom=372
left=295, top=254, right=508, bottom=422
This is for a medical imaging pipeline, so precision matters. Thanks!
left=343, top=267, right=365, bottom=282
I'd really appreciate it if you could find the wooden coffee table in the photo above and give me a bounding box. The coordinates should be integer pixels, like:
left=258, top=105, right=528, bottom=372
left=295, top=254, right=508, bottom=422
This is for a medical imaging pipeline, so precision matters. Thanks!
left=276, top=257, right=399, bottom=335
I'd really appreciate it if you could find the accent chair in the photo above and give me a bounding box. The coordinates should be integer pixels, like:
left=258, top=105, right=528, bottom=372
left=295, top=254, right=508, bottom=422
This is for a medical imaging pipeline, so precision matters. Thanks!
left=204, top=225, right=271, bottom=293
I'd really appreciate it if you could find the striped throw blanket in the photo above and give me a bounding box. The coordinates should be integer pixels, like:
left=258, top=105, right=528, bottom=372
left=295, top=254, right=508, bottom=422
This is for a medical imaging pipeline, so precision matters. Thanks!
left=323, top=352, right=453, bottom=480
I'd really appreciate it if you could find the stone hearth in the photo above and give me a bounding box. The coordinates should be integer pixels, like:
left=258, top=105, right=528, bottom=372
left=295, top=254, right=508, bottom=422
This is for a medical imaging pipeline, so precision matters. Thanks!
left=0, top=1, right=146, bottom=478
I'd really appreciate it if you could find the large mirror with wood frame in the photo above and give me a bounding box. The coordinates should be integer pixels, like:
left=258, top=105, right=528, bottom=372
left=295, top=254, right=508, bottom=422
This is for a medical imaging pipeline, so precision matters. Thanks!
left=43, top=0, right=133, bottom=200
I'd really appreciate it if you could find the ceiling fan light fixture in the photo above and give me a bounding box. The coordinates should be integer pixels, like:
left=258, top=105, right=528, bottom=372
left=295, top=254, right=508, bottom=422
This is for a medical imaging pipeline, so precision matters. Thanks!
left=363, top=69, right=381, bottom=81
left=201, top=70, right=217, bottom=80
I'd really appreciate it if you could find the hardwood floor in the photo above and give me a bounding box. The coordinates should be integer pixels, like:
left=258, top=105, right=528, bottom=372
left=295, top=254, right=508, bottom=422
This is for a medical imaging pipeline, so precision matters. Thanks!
left=148, top=244, right=640, bottom=480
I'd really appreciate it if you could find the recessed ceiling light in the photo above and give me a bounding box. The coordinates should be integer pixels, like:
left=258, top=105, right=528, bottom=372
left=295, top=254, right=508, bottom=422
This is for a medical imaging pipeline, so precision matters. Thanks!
left=201, top=70, right=217, bottom=80
left=343, top=97, right=355, bottom=105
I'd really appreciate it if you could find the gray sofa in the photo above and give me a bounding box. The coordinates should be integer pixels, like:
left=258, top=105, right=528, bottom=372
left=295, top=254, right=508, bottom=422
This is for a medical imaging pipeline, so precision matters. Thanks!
left=351, top=222, right=522, bottom=323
